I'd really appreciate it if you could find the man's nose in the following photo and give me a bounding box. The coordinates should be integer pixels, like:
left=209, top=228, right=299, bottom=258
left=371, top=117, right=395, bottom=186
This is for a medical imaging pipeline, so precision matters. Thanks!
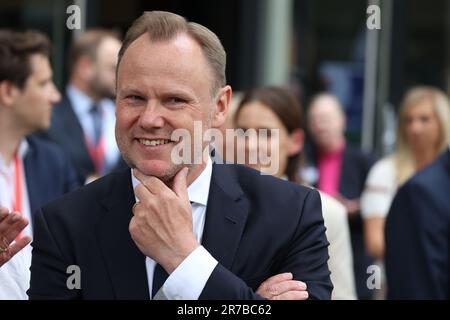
left=50, top=88, right=61, bottom=104
left=138, top=100, right=165, bottom=129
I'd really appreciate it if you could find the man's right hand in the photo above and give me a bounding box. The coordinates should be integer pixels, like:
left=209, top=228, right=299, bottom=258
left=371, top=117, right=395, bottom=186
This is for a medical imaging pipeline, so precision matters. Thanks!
left=256, top=272, right=309, bottom=300
left=0, top=207, right=31, bottom=268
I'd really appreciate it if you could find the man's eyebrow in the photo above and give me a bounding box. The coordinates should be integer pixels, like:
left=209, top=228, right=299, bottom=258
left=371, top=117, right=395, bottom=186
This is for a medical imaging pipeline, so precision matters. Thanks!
left=159, top=89, right=194, bottom=98
left=37, top=74, right=52, bottom=83
left=118, top=86, right=144, bottom=94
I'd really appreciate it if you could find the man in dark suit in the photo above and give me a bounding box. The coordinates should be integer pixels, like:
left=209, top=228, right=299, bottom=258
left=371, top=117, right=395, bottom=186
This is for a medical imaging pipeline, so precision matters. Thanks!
left=28, top=11, right=332, bottom=300
left=24, top=136, right=79, bottom=213
left=43, top=29, right=125, bottom=186
left=0, top=29, right=78, bottom=298
left=385, top=148, right=450, bottom=299
left=1, top=135, right=77, bottom=267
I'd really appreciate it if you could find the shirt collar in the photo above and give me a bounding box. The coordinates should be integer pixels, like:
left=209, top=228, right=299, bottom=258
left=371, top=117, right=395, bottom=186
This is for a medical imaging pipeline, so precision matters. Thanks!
left=131, top=156, right=212, bottom=207
left=67, top=85, right=94, bottom=116
left=17, top=139, right=29, bottom=159
left=187, top=156, right=212, bottom=206
left=0, top=139, right=29, bottom=169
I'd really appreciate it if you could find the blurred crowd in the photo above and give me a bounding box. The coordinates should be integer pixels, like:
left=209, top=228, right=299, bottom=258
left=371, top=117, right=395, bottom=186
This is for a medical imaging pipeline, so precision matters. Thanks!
left=0, top=25, right=449, bottom=300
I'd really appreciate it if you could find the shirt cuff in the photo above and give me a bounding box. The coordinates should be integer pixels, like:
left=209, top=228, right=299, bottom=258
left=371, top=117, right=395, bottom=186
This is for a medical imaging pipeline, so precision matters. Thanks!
left=162, top=245, right=218, bottom=300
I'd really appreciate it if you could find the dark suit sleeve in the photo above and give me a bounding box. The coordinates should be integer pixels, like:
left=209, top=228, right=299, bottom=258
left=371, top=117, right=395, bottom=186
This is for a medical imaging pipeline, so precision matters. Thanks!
left=280, top=188, right=332, bottom=299
left=200, top=188, right=332, bottom=300
left=385, top=181, right=446, bottom=299
left=28, top=208, right=80, bottom=299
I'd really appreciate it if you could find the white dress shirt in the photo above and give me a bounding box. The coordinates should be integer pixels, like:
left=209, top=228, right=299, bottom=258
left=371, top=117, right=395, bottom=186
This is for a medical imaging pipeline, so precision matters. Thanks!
left=0, top=139, right=32, bottom=300
left=0, top=140, right=32, bottom=238
left=0, top=248, right=30, bottom=300
left=66, top=85, right=121, bottom=175
left=131, top=157, right=218, bottom=299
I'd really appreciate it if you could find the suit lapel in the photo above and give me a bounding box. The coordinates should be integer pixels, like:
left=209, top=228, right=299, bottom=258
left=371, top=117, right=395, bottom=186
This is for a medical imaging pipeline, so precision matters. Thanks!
left=201, top=164, right=249, bottom=270
left=444, top=149, right=450, bottom=178
left=338, top=146, right=350, bottom=196
left=23, top=139, right=40, bottom=215
left=59, top=97, right=95, bottom=171
left=96, top=170, right=150, bottom=299
left=96, top=163, right=249, bottom=297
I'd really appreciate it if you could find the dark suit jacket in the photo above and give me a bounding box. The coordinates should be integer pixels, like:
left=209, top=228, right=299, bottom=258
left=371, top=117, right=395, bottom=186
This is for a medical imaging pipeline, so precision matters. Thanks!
left=339, top=146, right=374, bottom=203
left=43, top=95, right=127, bottom=185
left=385, top=149, right=450, bottom=299
left=24, top=135, right=79, bottom=215
left=339, top=146, right=375, bottom=299
left=28, top=164, right=332, bottom=299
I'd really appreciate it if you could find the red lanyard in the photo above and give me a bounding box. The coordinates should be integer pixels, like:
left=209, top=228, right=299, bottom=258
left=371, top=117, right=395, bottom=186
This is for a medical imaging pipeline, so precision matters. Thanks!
left=86, top=136, right=105, bottom=174
left=13, top=154, right=23, bottom=240
left=13, top=154, right=22, bottom=213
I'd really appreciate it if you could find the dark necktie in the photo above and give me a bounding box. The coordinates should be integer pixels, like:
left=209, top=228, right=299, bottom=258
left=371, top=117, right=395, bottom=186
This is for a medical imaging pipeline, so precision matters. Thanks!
left=152, top=263, right=169, bottom=298
left=89, top=104, right=102, bottom=145
left=152, top=201, right=194, bottom=298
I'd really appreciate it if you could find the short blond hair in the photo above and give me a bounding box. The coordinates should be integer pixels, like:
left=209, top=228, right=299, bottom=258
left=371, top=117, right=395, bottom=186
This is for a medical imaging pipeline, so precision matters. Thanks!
left=117, top=11, right=226, bottom=95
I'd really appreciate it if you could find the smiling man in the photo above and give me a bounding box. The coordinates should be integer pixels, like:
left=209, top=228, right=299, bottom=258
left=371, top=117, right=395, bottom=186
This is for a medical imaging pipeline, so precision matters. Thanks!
left=28, top=11, right=332, bottom=300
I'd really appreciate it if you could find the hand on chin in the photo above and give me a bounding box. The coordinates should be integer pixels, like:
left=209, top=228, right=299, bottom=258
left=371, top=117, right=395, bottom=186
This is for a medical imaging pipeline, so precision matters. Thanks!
left=135, top=160, right=179, bottom=180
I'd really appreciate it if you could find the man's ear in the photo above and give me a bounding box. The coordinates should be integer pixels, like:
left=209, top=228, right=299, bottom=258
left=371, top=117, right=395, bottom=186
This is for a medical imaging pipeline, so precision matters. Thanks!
left=0, top=81, right=20, bottom=108
left=287, top=129, right=305, bottom=156
left=211, top=85, right=232, bottom=128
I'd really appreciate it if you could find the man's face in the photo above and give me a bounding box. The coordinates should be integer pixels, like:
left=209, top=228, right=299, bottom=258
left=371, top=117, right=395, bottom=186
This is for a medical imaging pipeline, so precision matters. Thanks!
left=90, top=37, right=121, bottom=99
left=12, top=54, right=60, bottom=132
left=115, top=33, right=228, bottom=182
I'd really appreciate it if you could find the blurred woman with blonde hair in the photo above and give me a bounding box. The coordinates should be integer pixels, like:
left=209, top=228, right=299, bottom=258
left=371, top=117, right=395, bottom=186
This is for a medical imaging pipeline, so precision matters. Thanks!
left=361, top=86, right=450, bottom=262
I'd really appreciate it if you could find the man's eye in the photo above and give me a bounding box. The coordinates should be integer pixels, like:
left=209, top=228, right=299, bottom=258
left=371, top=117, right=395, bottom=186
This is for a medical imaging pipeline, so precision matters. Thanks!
left=39, top=80, right=50, bottom=87
left=126, top=95, right=143, bottom=101
left=167, top=97, right=186, bottom=104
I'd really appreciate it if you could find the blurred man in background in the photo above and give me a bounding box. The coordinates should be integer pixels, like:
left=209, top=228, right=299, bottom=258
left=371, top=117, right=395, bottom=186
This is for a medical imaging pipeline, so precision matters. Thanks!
left=43, top=29, right=125, bottom=185
left=0, top=29, right=78, bottom=299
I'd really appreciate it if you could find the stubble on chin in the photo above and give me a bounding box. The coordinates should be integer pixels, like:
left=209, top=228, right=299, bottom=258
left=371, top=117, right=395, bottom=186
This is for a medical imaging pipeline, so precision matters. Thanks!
left=124, top=154, right=189, bottom=187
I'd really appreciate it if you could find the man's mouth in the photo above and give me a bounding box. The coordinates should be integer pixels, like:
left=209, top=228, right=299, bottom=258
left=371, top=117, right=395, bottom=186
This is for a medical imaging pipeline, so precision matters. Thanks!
left=138, top=138, right=173, bottom=146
